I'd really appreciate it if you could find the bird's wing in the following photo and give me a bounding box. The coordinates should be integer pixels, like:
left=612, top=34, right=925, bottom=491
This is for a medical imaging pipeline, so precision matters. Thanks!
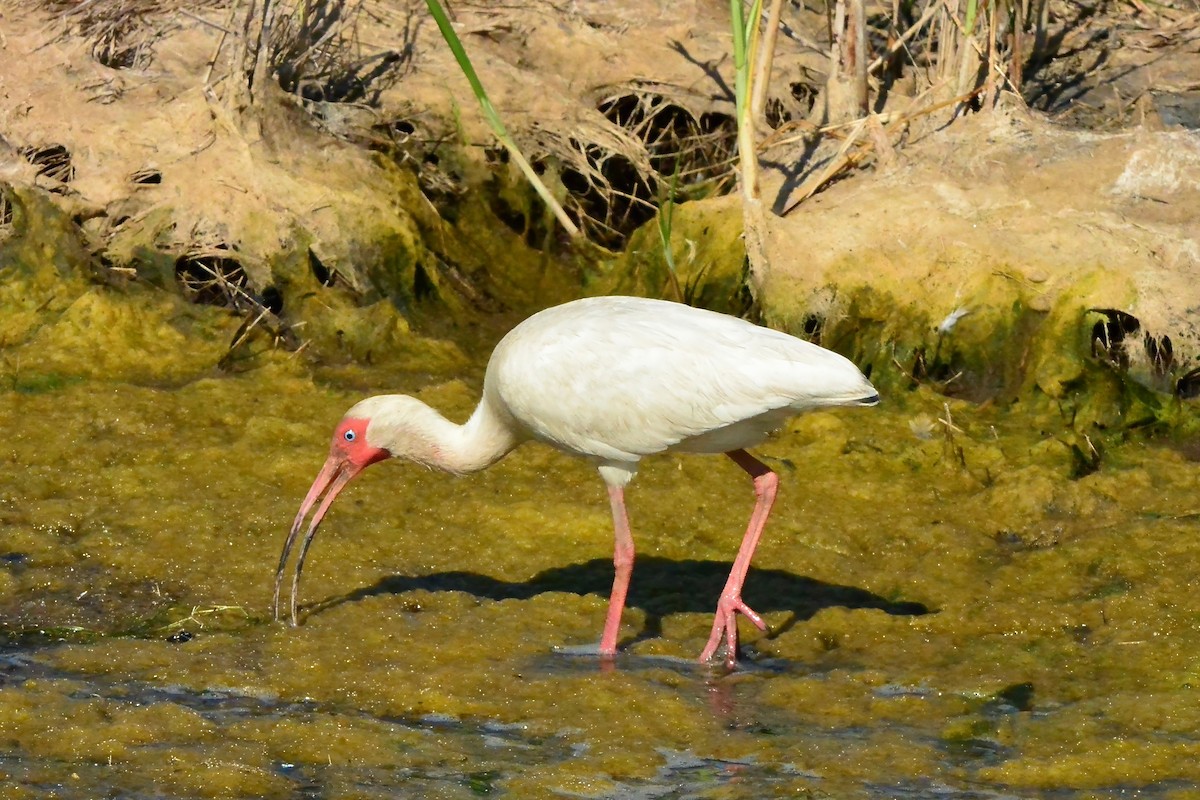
left=487, top=298, right=870, bottom=462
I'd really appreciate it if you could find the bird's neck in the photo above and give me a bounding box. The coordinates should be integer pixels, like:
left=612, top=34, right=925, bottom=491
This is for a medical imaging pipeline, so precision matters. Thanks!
left=404, top=396, right=520, bottom=475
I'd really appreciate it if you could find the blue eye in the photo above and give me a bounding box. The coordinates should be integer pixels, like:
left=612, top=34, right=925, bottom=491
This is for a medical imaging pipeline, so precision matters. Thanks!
left=344, top=430, right=356, bottom=442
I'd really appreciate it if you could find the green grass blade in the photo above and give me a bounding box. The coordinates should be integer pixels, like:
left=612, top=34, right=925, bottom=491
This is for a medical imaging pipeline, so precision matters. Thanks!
left=424, top=0, right=579, bottom=236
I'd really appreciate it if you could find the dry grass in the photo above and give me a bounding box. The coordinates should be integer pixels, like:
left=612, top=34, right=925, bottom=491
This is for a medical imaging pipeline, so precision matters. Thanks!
left=42, top=0, right=224, bottom=68
left=764, top=0, right=1200, bottom=214
left=548, top=89, right=738, bottom=249
left=264, top=0, right=415, bottom=104
left=25, top=0, right=1200, bottom=292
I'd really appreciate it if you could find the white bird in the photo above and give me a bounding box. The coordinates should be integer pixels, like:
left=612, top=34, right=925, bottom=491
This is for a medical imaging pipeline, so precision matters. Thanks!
left=274, top=295, right=878, bottom=668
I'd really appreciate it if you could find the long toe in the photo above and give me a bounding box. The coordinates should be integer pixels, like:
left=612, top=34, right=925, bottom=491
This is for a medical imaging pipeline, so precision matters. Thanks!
left=698, top=596, right=767, bottom=666
left=700, top=611, right=734, bottom=664
left=730, top=597, right=766, bottom=631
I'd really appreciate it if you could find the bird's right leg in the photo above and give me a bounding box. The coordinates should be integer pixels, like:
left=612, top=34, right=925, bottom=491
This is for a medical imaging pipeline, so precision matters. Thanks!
left=700, top=449, right=777, bottom=667
left=599, top=484, right=635, bottom=656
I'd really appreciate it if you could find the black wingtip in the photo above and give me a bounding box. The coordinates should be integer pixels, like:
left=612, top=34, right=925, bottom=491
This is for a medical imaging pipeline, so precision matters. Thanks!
left=859, top=393, right=881, bottom=406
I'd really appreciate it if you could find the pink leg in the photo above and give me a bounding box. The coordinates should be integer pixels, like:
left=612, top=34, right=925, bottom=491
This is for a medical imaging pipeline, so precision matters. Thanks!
left=599, top=484, right=635, bottom=656
left=699, top=449, right=778, bottom=667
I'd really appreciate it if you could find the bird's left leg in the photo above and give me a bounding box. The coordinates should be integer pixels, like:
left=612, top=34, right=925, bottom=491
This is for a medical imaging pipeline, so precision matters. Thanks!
left=598, top=484, right=635, bottom=656
left=699, top=449, right=777, bottom=667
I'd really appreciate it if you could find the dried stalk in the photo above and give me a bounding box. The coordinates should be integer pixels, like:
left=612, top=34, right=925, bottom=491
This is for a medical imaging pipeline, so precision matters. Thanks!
left=731, top=0, right=770, bottom=299
left=750, top=0, right=787, bottom=124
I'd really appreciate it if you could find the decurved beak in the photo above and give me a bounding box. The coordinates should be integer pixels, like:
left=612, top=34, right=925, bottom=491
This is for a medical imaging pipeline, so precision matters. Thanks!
left=273, top=453, right=363, bottom=626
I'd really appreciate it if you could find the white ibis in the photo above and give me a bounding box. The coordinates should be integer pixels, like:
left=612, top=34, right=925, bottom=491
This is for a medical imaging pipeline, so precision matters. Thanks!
left=274, top=295, right=878, bottom=667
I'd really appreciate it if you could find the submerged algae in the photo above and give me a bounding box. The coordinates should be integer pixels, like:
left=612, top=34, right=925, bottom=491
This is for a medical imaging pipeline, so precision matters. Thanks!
left=2, top=364, right=1200, bottom=796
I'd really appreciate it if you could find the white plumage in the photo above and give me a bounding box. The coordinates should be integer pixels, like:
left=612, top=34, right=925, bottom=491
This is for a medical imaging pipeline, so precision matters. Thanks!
left=488, top=296, right=876, bottom=467
left=275, top=295, right=878, bottom=668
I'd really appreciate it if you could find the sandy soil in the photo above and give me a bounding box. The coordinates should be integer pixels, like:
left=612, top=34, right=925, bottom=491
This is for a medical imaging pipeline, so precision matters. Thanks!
left=0, top=1, right=1198, bottom=392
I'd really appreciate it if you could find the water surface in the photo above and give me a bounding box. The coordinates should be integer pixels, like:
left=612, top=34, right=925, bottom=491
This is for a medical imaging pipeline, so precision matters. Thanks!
left=3, top=368, right=1200, bottom=798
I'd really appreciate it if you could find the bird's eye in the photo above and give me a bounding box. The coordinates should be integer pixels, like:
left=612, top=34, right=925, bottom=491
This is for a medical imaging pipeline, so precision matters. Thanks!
left=344, top=430, right=356, bottom=442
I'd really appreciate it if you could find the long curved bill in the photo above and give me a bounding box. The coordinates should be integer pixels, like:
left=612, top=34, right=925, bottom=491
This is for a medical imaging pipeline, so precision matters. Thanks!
left=273, top=454, right=363, bottom=626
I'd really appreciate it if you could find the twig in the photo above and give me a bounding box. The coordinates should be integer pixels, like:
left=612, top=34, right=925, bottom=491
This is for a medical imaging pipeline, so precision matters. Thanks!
left=751, top=0, right=787, bottom=123
left=983, top=0, right=997, bottom=109
left=157, top=605, right=248, bottom=632
left=203, top=4, right=240, bottom=87
left=781, top=116, right=868, bottom=213
left=778, top=80, right=983, bottom=215
left=180, top=8, right=236, bottom=35
left=867, top=0, right=942, bottom=74
left=940, top=0, right=1020, bottom=103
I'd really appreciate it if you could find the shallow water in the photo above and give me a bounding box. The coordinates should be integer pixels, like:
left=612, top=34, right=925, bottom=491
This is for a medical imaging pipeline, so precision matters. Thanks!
left=3, top=366, right=1200, bottom=799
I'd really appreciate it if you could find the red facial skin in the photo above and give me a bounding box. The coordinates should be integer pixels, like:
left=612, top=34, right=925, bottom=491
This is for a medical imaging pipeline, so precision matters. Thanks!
left=331, top=417, right=390, bottom=470
left=273, top=417, right=389, bottom=625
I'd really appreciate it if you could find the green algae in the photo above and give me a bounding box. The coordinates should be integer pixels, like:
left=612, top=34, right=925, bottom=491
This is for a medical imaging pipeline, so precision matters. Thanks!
left=3, top=363, right=1200, bottom=797
left=591, top=193, right=749, bottom=315
left=4, top=179, right=1200, bottom=796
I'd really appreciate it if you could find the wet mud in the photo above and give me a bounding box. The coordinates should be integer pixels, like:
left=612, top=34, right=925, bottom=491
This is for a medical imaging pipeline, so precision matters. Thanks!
left=3, top=362, right=1200, bottom=798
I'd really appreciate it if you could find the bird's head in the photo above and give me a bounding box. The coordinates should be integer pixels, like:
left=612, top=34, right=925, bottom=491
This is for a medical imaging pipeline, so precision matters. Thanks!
left=274, top=394, right=485, bottom=625
left=273, top=400, right=397, bottom=626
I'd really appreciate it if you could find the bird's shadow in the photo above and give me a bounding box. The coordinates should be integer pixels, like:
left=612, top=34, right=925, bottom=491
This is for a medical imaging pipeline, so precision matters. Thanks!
left=309, top=557, right=930, bottom=645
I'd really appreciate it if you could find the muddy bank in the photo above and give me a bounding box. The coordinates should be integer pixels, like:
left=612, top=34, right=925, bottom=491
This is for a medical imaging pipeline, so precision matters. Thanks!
left=3, top=1, right=1200, bottom=797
